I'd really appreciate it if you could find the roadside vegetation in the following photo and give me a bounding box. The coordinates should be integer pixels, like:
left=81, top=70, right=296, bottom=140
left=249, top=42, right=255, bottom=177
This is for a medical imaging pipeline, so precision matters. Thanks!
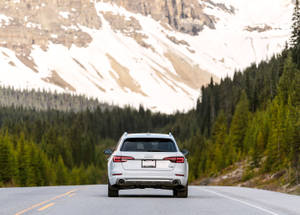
left=0, top=2, right=299, bottom=190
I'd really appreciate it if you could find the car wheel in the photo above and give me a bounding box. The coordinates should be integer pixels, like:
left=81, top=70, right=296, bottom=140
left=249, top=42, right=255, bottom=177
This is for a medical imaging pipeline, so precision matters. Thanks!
left=173, top=185, right=188, bottom=198
left=108, top=181, right=119, bottom=197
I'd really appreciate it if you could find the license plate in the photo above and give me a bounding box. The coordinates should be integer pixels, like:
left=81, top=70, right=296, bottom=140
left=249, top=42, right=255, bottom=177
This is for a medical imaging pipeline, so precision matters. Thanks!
left=142, top=160, right=156, bottom=168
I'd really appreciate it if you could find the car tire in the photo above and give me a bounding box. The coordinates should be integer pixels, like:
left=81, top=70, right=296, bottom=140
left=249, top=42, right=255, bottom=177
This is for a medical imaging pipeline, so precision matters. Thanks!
left=173, top=185, right=188, bottom=198
left=108, top=181, right=119, bottom=197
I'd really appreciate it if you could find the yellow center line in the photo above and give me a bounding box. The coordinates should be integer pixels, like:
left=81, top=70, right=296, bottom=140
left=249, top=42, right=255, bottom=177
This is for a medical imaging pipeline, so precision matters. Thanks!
left=15, top=189, right=79, bottom=215
left=68, top=193, right=76, bottom=198
left=37, top=203, right=55, bottom=212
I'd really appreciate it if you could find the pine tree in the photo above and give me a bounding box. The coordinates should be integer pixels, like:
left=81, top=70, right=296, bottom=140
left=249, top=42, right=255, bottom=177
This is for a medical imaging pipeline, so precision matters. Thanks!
left=264, top=99, right=290, bottom=172
left=26, top=144, right=37, bottom=186
left=251, top=130, right=264, bottom=168
left=278, top=53, right=299, bottom=105
left=16, top=134, right=30, bottom=186
left=214, top=144, right=224, bottom=171
left=56, top=156, right=69, bottom=185
left=229, top=91, right=250, bottom=153
left=291, top=0, right=300, bottom=67
left=0, top=133, right=14, bottom=184
left=86, top=164, right=101, bottom=184
left=291, top=0, right=300, bottom=47
left=286, top=100, right=300, bottom=184
left=212, top=111, right=228, bottom=146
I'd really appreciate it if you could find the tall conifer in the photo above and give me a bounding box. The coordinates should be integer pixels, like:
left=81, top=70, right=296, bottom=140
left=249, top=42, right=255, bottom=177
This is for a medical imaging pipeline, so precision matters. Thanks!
left=291, top=0, right=300, bottom=67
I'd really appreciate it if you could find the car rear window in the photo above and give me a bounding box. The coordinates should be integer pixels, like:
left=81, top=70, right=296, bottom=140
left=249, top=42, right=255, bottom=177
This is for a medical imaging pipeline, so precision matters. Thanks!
left=120, top=138, right=177, bottom=152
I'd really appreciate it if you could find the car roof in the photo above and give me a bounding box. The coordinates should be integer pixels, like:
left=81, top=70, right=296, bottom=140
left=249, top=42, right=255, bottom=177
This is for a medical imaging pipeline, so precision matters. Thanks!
left=123, top=133, right=174, bottom=139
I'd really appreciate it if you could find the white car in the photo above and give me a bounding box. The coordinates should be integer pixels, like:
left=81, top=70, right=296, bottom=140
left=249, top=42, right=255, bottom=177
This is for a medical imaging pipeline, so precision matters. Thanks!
left=104, top=132, right=189, bottom=198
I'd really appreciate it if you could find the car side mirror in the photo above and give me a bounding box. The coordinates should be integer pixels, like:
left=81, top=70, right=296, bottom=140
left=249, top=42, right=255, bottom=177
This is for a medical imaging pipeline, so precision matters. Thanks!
left=104, top=148, right=113, bottom=155
left=181, top=149, right=189, bottom=157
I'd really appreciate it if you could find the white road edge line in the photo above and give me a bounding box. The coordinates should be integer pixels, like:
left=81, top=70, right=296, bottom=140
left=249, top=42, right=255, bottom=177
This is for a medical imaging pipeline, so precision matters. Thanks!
left=200, top=188, right=280, bottom=215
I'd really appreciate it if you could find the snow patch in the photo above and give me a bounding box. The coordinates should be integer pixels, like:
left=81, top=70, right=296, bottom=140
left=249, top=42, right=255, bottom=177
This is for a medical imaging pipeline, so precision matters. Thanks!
left=26, top=22, right=42, bottom=29
left=50, top=34, right=58, bottom=39
left=61, top=25, right=79, bottom=31
left=0, top=14, right=12, bottom=26
left=59, top=11, right=71, bottom=19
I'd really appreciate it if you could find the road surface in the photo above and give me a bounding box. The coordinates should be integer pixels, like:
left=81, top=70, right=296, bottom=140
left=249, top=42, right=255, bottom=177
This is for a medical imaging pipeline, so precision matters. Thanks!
left=0, top=185, right=299, bottom=215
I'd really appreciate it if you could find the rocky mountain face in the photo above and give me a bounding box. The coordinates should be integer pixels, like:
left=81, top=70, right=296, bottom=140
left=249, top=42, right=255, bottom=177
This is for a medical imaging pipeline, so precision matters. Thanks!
left=0, top=0, right=229, bottom=55
left=103, top=0, right=225, bottom=35
left=0, top=0, right=100, bottom=64
left=0, top=0, right=293, bottom=113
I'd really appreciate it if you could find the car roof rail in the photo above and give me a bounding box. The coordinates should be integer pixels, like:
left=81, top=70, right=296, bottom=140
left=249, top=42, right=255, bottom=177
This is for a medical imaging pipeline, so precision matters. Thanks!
left=123, top=132, right=128, bottom=137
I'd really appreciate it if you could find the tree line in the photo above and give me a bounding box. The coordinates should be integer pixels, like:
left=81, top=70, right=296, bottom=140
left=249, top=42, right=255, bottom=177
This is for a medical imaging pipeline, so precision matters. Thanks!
left=0, top=86, right=110, bottom=112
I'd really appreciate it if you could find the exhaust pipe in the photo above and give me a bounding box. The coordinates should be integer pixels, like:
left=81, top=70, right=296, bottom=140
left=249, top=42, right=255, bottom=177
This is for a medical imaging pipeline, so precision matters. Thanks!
left=118, top=179, right=125, bottom=185
left=172, top=180, right=180, bottom=185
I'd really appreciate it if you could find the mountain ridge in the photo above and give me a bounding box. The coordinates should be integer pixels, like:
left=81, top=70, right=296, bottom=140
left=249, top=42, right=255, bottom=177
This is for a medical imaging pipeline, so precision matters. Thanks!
left=0, top=0, right=294, bottom=113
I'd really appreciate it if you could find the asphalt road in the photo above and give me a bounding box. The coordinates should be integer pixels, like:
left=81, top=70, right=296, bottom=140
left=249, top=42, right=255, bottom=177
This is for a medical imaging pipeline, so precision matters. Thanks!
left=0, top=185, right=299, bottom=215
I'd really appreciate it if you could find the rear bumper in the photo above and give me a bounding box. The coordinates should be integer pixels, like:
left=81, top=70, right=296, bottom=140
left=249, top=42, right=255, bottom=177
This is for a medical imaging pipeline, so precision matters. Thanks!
left=109, top=172, right=188, bottom=189
left=112, top=178, right=184, bottom=190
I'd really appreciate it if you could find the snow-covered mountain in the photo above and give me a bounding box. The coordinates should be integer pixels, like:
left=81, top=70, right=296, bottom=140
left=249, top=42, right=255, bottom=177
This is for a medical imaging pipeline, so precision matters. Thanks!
left=0, top=0, right=293, bottom=113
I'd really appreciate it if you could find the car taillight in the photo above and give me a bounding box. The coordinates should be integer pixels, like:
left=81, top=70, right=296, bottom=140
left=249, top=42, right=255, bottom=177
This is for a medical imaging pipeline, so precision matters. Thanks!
left=163, top=156, right=185, bottom=163
left=113, top=156, right=135, bottom=162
